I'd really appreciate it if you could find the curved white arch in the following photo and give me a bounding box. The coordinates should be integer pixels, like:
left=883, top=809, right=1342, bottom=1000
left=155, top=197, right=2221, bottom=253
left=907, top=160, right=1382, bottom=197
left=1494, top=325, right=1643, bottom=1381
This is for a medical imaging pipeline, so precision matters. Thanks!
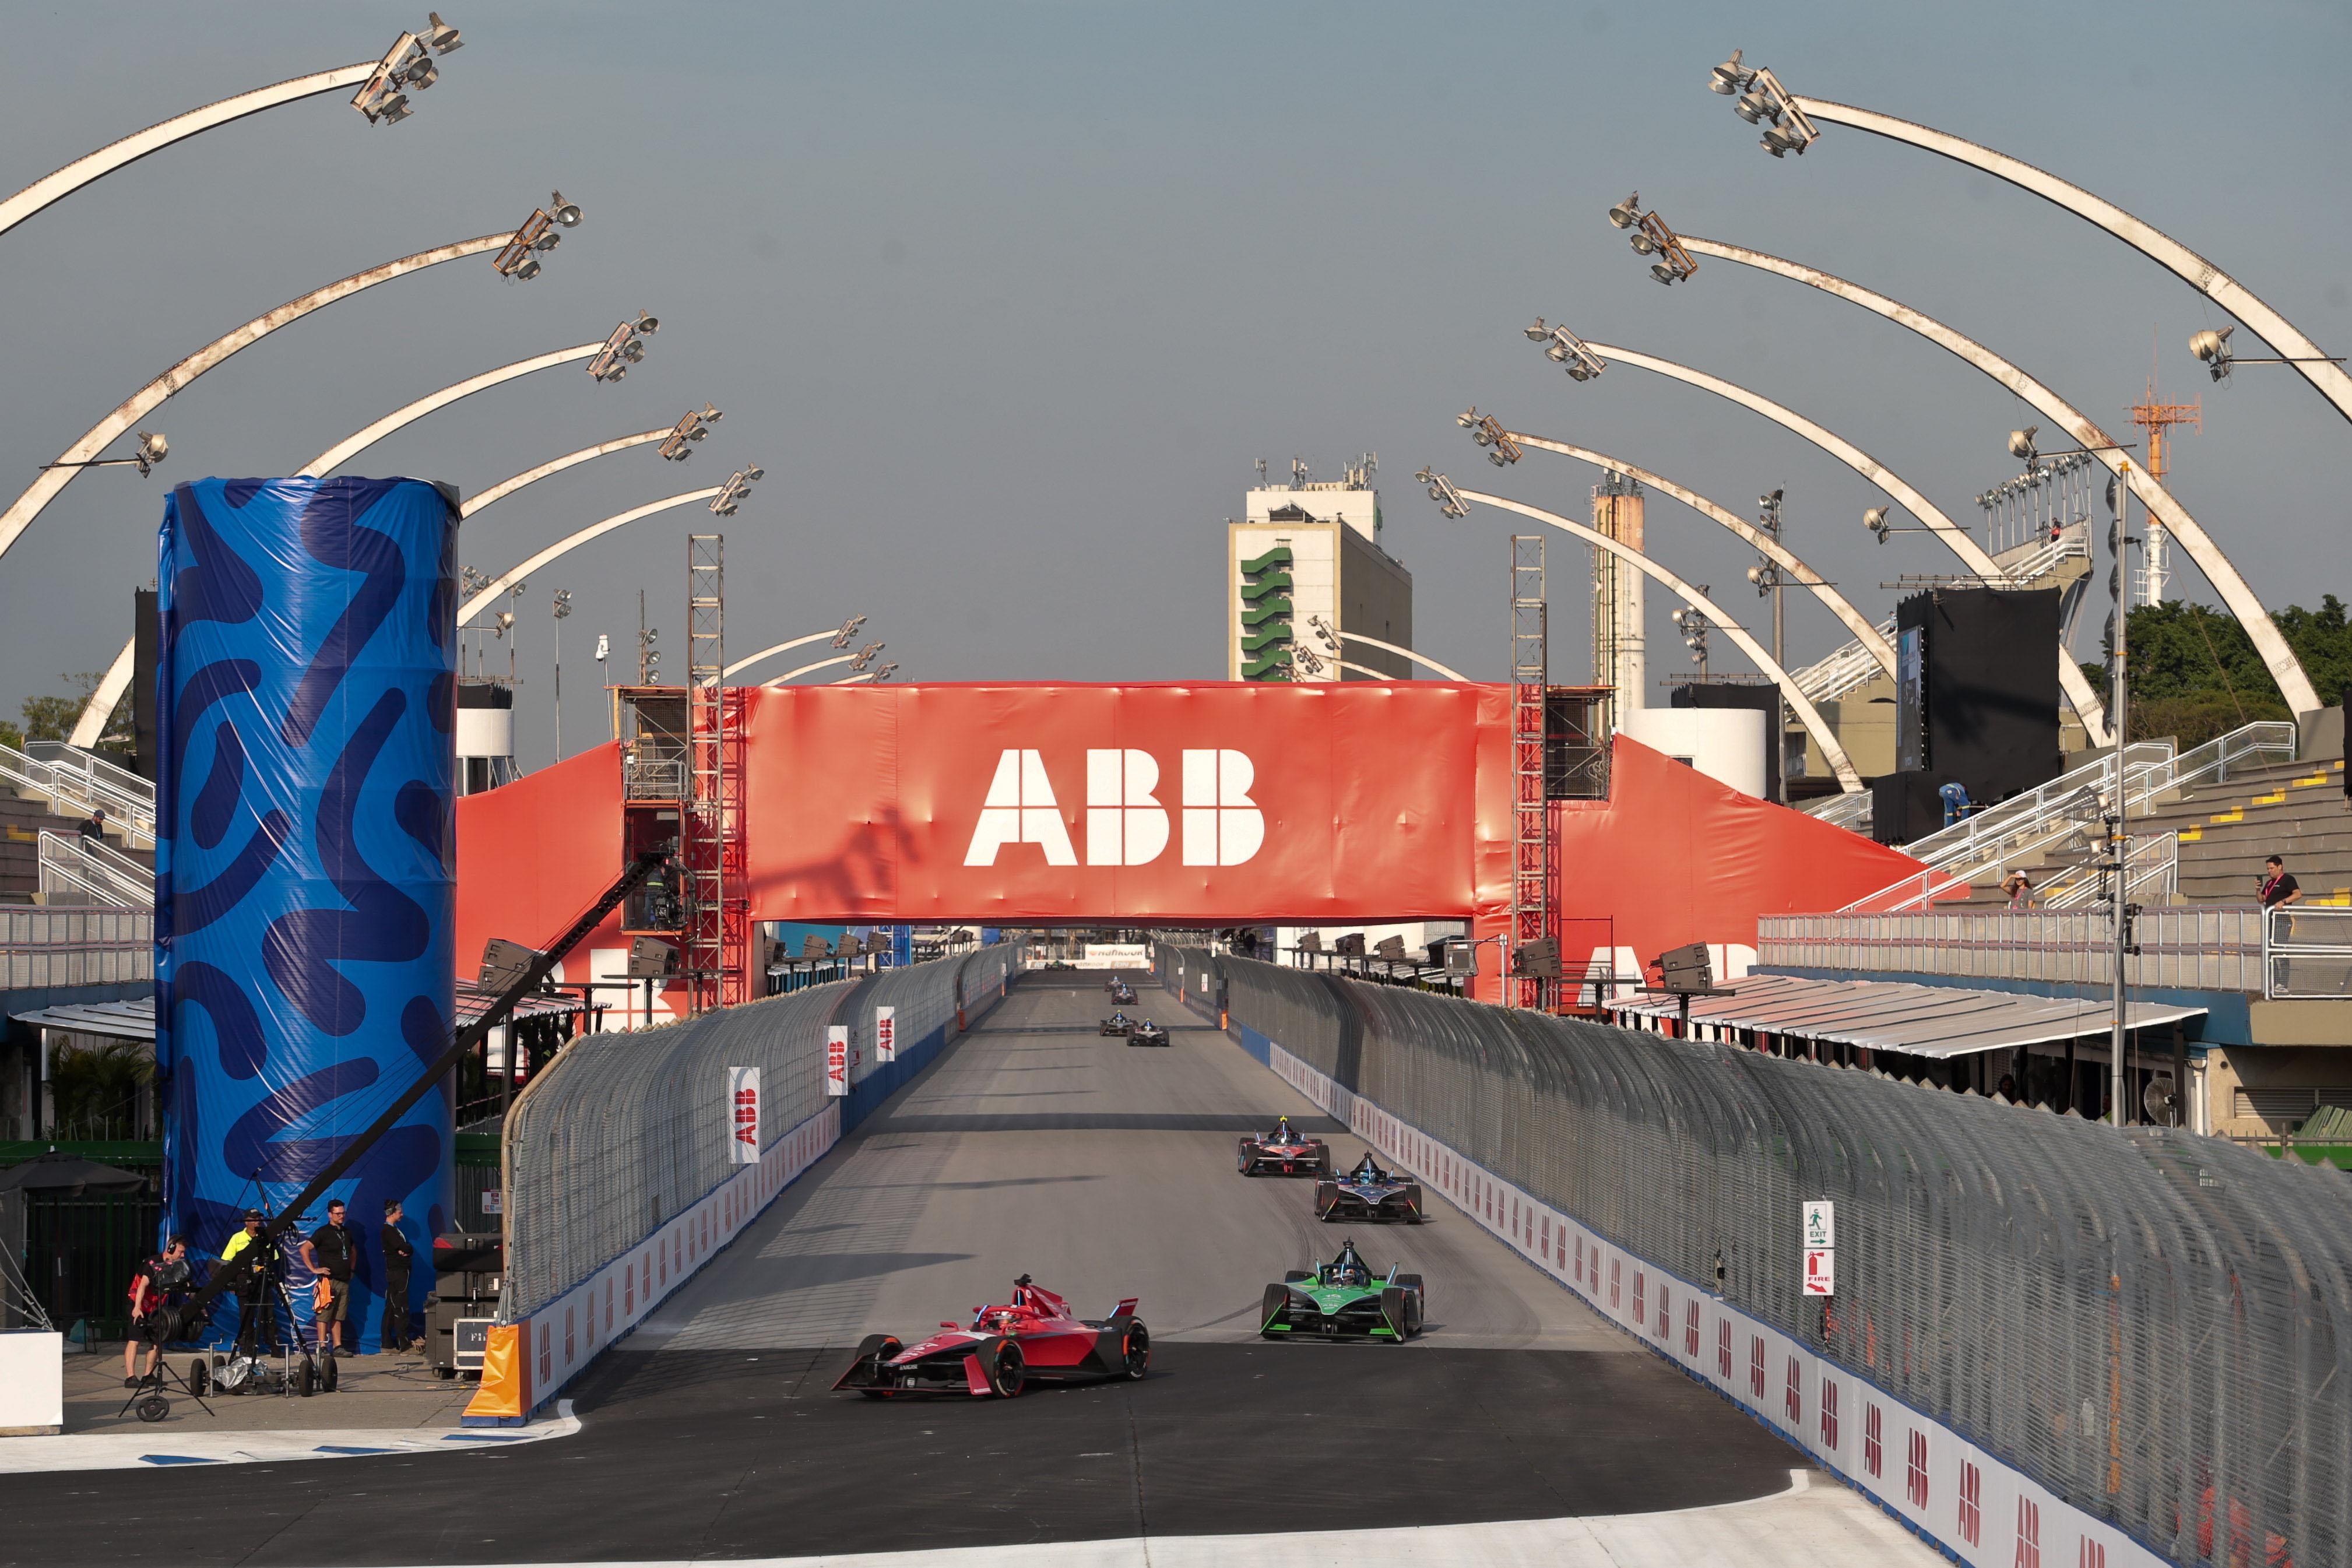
left=1581, top=340, right=2110, bottom=746
left=725, top=631, right=861, bottom=679
left=1682, top=234, right=2318, bottom=716
left=461, top=490, right=720, bottom=622
left=1314, top=628, right=1467, bottom=681
left=301, top=343, right=603, bottom=477
left=828, top=671, right=890, bottom=685
left=2, top=231, right=509, bottom=567
left=1504, top=431, right=1894, bottom=677
left=462, top=428, right=671, bottom=519
left=0, top=64, right=373, bottom=241
left=1792, top=97, right=2352, bottom=430
left=67, top=423, right=677, bottom=746
left=1451, top=484, right=1864, bottom=793
left=761, top=653, right=868, bottom=687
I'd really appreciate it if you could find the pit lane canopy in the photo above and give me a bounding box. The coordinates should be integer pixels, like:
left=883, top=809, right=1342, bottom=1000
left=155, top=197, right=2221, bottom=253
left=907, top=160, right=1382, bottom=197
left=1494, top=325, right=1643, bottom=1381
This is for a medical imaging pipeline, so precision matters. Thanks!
left=1604, top=972, right=2205, bottom=1059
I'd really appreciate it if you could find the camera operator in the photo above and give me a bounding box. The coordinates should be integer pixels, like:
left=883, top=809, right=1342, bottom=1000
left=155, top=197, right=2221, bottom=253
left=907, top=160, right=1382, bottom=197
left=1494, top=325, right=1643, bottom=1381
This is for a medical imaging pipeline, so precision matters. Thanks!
left=300, top=1199, right=356, bottom=1360
left=122, top=1236, right=191, bottom=1388
left=220, top=1210, right=273, bottom=1351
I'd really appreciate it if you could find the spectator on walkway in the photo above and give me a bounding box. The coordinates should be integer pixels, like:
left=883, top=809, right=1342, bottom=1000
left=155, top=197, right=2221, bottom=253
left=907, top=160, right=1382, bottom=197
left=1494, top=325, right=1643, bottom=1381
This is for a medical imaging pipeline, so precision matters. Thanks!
left=2258, top=856, right=2302, bottom=909
left=380, top=1199, right=417, bottom=1353
left=2001, top=869, right=2036, bottom=909
left=300, top=1199, right=356, bottom=1358
left=76, top=807, right=105, bottom=842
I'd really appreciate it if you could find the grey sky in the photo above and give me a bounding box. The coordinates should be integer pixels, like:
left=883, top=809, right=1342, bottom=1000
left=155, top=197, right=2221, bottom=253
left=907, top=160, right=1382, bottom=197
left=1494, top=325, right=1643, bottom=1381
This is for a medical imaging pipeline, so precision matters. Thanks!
left=2, top=1, right=2346, bottom=769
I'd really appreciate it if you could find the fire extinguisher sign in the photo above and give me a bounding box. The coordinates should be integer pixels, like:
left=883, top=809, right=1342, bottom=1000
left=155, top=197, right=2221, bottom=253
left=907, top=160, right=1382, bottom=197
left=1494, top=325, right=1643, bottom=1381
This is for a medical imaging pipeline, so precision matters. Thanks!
left=825, top=1026, right=849, bottom=1096
left=1801, top=1200, right=1835, bottom=1297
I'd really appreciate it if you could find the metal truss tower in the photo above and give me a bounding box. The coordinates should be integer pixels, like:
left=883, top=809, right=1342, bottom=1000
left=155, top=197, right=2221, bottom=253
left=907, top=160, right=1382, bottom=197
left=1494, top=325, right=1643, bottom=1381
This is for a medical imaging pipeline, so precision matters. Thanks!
left=683, top=534, right=748, bottom=1014
left=1510, top=536, right=1551, bottom=1010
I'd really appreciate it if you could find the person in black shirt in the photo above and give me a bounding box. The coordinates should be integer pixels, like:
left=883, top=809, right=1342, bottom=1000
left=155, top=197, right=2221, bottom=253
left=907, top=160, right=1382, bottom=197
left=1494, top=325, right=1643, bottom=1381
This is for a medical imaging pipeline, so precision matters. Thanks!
left=2259, top=856, right=2302, bottom=909
left=300, top=1200, right=355, bottom=1358
left=380, top=1199, right=417, bottom=1353
left=122, top=1236, right=190, bottom=1387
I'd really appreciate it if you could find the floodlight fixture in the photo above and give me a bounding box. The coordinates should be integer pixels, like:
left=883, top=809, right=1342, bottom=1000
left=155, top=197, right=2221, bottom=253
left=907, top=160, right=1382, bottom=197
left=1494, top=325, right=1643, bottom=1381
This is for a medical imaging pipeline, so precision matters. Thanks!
left=495, top=194, right=585, bottom=280
left=2185, top=322, right=2343, bottom=383
left=1618, top=205, right=1697, bottom=284
left=552, top=588, right=572, bottom=619
left=38, top=428, right=171, bottom=477
left=2009, top=426, right=2039, bottom=465
left=657, top=403, right=722, bottom=460
left=711, top=463, right=761, bottom=516
left=1708, top=50, right=1754, bottom=96
left=1523, top=318, right=1606, bottom=381
left=1292, top=645, right=1327, bottom=678
left=1415, top=467, right=1469, bottom=519
left=1705, top=54, right=1818, bottom=157
left=353, top=15, right=463, bottom=125
left=1306, top=612, right=1340, bottom=652
left=869, top=663, right=898, bottom=684
left=588, top=312, right=659, bottom=383
left=1864, top=506, right=1891, bottom=543
left=830, top=614, right=867, bottom=648
left=1456, top=408, right=1522, bottom=466
left=848, top=641, right=884, bottom=672
left=1607, top=192, right=1642, bottom=230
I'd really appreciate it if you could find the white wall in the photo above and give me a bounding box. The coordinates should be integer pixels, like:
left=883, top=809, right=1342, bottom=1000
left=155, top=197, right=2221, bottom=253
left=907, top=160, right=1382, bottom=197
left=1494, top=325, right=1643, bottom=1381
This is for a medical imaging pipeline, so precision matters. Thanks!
left=1620, top=706, right=1768, bottom=798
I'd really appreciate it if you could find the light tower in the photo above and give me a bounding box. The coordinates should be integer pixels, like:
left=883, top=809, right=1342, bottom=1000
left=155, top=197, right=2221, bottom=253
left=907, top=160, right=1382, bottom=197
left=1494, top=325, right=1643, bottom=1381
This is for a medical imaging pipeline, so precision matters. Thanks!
left=1591, top=472, right=1646, bottom=725
left=2130, top=364, right=2199, bottom=607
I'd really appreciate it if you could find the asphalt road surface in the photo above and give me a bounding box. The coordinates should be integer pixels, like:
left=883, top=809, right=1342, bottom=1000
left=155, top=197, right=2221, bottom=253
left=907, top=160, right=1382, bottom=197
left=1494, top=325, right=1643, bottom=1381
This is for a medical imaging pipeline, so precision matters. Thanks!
left=0, top=973, right=1824, bottom=1567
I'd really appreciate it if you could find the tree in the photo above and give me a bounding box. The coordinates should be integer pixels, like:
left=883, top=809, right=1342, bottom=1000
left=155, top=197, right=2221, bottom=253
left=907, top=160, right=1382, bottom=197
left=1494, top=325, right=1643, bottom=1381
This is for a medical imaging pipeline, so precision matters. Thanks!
left=11, top=671, right=132, bottom=757
left=2081, top=596, right=2349, bottom=747
left=46, top=1038, right=153, bottom=1140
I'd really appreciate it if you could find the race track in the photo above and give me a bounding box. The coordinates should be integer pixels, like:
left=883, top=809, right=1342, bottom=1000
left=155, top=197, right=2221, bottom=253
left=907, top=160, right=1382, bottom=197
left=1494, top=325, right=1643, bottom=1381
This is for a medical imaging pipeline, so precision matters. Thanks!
left=0, top=973, right=1908, bottom=1567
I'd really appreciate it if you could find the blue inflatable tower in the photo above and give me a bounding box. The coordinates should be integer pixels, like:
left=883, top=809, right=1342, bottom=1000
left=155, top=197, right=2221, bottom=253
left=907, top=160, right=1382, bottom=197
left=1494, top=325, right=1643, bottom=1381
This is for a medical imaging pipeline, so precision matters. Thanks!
left=154, top=477, right=458, bottom=1351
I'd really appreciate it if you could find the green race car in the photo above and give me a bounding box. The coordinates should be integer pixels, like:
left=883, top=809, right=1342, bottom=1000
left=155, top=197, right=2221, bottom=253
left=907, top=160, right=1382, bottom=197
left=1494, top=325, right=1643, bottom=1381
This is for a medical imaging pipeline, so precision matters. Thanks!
left=1258, top=1238, right=1426, bottom=1342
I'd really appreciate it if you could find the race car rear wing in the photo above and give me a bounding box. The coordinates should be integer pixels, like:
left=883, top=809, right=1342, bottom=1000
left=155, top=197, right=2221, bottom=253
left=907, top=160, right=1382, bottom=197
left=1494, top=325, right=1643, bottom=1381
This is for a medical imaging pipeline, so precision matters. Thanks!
left=1110, top=1296, right=1138, bottom=1318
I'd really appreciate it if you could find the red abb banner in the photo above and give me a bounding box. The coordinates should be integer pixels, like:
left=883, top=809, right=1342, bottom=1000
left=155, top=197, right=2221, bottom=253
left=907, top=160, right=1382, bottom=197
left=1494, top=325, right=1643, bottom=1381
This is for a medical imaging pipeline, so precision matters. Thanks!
left=741, top=682, right=1505, bottom=924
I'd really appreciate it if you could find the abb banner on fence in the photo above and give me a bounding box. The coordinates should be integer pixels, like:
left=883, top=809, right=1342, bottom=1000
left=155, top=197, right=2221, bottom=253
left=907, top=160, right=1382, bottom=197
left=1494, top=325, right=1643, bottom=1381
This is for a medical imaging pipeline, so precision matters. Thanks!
left=874, top=1006, right=896, bottom=1064
left=728, top=1067, right=761, bottom=1164
left=740, top=682, right=1505, bottom=924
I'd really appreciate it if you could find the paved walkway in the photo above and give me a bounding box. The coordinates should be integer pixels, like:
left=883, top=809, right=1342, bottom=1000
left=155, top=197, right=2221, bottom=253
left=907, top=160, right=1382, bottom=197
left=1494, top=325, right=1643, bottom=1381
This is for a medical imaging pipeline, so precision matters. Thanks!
left=61, top=1342, right=474, bottom=1436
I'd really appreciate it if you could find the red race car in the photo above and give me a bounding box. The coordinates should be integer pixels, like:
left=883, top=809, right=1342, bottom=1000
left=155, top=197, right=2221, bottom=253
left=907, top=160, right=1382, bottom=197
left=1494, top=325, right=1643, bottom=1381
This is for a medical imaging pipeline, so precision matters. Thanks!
left=1236, top=1115, right=1331, bottom=1177
left=832, top=1275, right=1149, bottom=1398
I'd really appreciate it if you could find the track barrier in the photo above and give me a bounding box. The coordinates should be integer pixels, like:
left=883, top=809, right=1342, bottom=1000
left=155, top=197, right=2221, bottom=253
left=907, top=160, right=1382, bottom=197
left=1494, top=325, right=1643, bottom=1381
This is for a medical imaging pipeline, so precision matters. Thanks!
left=466, top=943, right=1018, bottom=1422
left=1154, top=943, right=2347, bottom=1568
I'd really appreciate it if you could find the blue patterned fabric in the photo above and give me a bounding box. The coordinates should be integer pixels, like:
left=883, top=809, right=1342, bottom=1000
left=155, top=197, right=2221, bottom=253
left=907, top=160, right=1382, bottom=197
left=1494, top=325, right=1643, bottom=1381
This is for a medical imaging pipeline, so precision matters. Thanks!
left=154, top=477, right=457, bottom=1349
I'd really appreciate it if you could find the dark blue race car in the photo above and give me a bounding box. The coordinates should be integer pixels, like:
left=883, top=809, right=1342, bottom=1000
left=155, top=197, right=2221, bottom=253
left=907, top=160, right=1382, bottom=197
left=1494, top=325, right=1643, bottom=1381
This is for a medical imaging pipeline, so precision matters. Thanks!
left=1314, top=1152, right=1424, bottom=1224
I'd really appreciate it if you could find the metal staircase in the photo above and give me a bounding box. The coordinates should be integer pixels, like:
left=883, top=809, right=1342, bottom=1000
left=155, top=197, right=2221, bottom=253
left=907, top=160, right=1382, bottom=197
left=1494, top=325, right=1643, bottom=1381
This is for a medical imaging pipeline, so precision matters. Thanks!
left=0, top=740, right=155, bottom=848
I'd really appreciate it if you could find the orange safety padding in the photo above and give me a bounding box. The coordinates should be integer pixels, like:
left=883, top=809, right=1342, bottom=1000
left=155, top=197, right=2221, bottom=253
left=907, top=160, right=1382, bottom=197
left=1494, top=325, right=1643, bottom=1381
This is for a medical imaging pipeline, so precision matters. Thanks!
left=464, top=1323, right=528, bottom=1422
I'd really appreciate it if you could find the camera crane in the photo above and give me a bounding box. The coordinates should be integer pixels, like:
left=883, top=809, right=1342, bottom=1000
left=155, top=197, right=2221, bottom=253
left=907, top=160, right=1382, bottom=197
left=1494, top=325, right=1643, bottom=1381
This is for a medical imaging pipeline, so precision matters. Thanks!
left=181, top=850, right=671, bottom=1321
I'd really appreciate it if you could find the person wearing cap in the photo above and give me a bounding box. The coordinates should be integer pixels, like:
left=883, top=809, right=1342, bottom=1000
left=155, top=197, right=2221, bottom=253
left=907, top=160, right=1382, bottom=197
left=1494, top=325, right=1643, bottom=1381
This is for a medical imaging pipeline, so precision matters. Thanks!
left=220, top=1210, right=273, bottom=1351
left=2000, top=869, right=2036, bottom=910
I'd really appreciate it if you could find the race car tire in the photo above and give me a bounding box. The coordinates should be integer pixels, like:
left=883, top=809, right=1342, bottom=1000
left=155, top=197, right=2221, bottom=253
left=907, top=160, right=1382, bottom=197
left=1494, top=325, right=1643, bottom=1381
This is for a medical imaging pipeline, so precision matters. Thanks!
left=1380, top=1286, right=1413, bottom=1341
left=1397, top=1274, right=1426, bottom=1331
left=1120, top=1320, right=1150, bottom=1380
left=1404, top=1186, right=1426, bottom=1224
left=988, top=1340, right=1026, bottom=1398
left=1313, top=1182, right=1338, bottom=1220
left=1260, top=1283, right=1292, bottom=1337
left=849, top=1334, right=903, bottom=1397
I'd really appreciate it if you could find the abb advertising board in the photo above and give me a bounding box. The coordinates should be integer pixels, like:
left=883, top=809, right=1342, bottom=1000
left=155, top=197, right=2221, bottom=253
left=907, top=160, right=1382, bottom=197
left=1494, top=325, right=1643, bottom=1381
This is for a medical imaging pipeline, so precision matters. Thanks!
left=740, top=682, right=1506, bottom=924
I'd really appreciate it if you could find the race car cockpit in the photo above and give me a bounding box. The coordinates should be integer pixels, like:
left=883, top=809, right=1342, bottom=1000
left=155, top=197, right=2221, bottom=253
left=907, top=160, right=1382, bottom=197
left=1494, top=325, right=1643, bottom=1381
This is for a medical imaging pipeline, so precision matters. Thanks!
left=1322, top=1240, right=1372, bottom=1288
left=1264, top=1116, right=1304, bottom=1146
left=1346, top=1152, right=1388, bottom=1184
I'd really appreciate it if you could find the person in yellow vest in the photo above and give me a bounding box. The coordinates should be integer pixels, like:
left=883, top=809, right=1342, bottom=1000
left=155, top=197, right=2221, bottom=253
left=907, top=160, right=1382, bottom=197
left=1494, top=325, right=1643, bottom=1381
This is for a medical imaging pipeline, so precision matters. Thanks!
left=219, top=1210, right=272, bottom=1352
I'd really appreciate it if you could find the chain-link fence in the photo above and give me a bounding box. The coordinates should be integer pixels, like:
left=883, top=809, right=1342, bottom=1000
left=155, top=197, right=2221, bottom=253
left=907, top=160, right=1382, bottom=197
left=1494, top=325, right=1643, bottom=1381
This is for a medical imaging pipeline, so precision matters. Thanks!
left=1158, top=944, right=2351, bottom=1567
left=503, top=945, right=1015, bottom=1320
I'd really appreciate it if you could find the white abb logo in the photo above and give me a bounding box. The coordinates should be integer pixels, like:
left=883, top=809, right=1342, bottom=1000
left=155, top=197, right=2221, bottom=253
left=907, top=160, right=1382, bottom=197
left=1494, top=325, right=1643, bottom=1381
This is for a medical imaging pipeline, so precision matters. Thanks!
left=964, top=748, right=1263, bottom=867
